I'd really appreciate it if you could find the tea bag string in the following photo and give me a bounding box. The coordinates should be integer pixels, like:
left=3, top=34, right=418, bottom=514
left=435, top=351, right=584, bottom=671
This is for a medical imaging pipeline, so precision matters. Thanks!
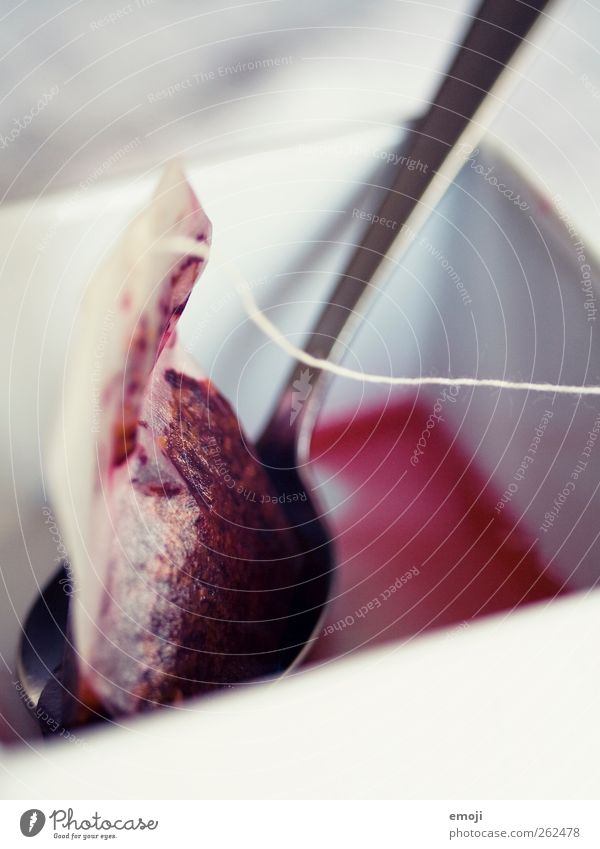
left=161, top=236, right=600, bottom=398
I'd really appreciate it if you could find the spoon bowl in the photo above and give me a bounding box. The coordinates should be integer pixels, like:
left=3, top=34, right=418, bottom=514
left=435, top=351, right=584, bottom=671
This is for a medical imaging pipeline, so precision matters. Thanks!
left=16, top=411, right=333, bottom=733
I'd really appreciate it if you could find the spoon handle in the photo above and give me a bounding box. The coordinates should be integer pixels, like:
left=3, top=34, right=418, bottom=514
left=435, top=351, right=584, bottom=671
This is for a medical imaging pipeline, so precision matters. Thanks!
left=259, top=0, right=552, bottom=454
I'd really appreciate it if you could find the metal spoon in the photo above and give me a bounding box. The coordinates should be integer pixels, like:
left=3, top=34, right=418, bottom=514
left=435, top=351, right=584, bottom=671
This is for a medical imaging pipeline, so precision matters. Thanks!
left=17, top=0, right=549, bottom=730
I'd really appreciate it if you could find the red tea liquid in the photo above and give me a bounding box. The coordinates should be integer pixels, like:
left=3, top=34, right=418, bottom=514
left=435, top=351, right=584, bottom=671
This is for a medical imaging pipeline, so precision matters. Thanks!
left=306, top=396, right=566, bottom=663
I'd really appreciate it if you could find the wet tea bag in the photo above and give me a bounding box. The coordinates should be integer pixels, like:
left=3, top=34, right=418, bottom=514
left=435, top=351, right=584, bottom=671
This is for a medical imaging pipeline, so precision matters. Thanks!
left=48, top=164, right=301, bottom=720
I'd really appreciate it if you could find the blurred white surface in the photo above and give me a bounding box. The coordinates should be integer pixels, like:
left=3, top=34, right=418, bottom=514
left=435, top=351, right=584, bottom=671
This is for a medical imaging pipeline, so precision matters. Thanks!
left=1, top=589, right=599, bottom=799
left=0, top=0, right=477, bottom=199
left=2, top=0, right=600, bottom=249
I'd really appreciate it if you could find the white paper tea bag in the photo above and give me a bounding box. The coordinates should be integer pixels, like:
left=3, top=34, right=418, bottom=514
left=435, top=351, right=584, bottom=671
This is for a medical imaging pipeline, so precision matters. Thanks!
left=49, top=163, right=211, bottom=707
left=48, top=164, right=303, bottom=720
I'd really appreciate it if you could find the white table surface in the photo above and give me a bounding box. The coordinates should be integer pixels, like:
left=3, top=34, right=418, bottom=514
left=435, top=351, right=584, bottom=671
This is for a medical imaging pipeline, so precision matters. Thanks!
left=2, top=588, right=599, bottom=799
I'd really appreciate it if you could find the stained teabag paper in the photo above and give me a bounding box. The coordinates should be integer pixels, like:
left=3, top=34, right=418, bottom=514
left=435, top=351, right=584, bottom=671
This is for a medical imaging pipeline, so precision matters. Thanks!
left=49, top=164, right=304, bottom=720
left=47, top=163, right=210, bottom=710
